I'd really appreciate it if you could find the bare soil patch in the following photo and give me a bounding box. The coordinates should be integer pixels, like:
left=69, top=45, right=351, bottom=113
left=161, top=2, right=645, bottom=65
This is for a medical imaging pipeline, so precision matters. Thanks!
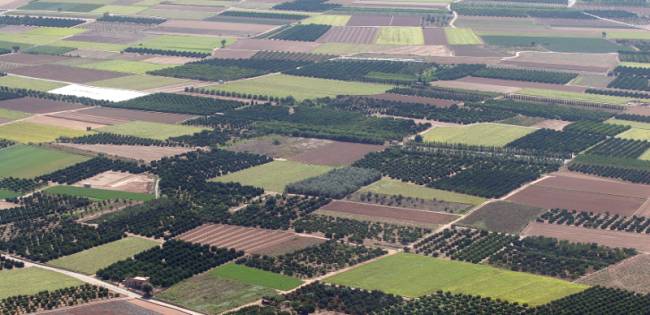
left=39, top=298, right=186, bottom=315
left=347, top=14, right=391, bottom=26
left=451, top=45, right=508, bottom=58
left=459, top=77, right=587, bottom=92
left=227, top=39, right=320, bottom=52
left=0, top=97, right=87, bottom=114
left=9, top=65, right=128, bottom=84
left=67, top=33, right=148, bottom=44
left=227, top=136, right=332, bottom=158
left=317, top=26, right=378, bottom=44
left=53, top=107, right=196, bottom=124
left=212, top=48, right=259, bottom=59
left=0, top=53, right=71, bottom=65
left=624, top=106, right=650, bottom=117
left=380, top=45, right=451, bottom=57
left=522, top=222, right=650, bottom=252
left=368, top=93, right=457, bottom=107
left=177, top=223, right=324, bottom=255
left=0, top=200, right=17, bottom=209
left=502, top=51, right=618, bottom=73
left=507, top=174, right=650, bottom=216
left=390, top=15, right=421, bottom=26
left=423, top=27, right=447, bottom=45
left=151, top=20, right=275, bottom=36
left=74, top=171, right=155, bottom=193
left=319, top=200, right=459, bottom=225
left=56, top=143, right=196, bottom=163
left=431, top=80, right=520, bottom=93
left=576, top=254, right=650, bottom=294
left=501, top=61, right=611, bottom=74
left=24, top=115, right=107, bottom=131
left=153, top=3, right=225, bottom=12
left=288, top=140, right=384, bottom=166
left=530, top=119, right=572, bottom=130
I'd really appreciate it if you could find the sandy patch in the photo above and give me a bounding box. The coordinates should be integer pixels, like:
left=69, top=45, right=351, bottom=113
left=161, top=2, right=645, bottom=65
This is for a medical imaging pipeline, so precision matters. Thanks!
left=56, top=143, right=197, bottom=163
left=74, top=171, right=155, bottom=193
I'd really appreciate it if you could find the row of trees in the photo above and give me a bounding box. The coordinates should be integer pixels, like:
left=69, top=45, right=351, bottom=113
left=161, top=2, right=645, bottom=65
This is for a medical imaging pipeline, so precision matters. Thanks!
left=123, top=47, right=210, bottom=58
left=286, top=59, right=436, bottom=84
left=0, top=285, right=114, bottom=315
left=539, top=208, right=650, bottom=234
left=506, top=129, right=604, bottom=157
left=109, top=92, right=243, bottom=115
left=473, top=67, right=577, bottom=84
left=269, top=24, right=331, bottom=42
left=586, top=138, right=650, bottom=159
left=414, top=227, right=516, bottom=263
left=286, top=167, right=381, bottom=199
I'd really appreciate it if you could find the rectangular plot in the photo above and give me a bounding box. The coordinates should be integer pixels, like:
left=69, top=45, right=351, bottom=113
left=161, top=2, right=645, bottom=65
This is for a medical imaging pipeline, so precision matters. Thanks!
left=320, top=200, right=458, bottom=225
left=317, top=26, right=378, bottom=44
left=390, top=15, right=421, bottom=26
left=227, top=38, right=320, bottom=52
left=347, top=14, right=391, bottom=26
left=423, top=27, right=447, bottom=45
left=8, top=64, right=128, bottom=84
left=0, top=96, right=86, bottom=114
left=54, top=107, right=195, bottom=124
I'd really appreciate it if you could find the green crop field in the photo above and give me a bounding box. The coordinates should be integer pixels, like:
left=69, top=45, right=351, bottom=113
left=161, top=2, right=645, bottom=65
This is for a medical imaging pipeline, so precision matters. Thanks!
left=48, top=237, right=159, bottom=275
left=157, top=269, right=277, bottom=314
left=376, top=27, right=425, bottom=45
left=313, top=43, right=393, bottom=55
left=616, top=128, right=650, bottom=141
left=607, top=118, right=650, bottom=130
left=134, top=35, right=233, bottom=53
left=45, top=185, right=155, bottom=201
left=0, top=188, right=20, bottom=199
left=212, top=160, right=333, bottom=193
left=55, top=39, right=127, bottom=52
left=211, top=74, right=392, bottom=101
left=0, top=145, right=90, bottom=178
left=0, top=267, right=83, bottom=299
left=358, top=178, right=486, bottom=206
left=0, top=108, right=30, bottom=121
left=482, top=36, right=625, bottom=53
left=98, top=121, right=207, bottom=140
left=91, top=4, right=148, bottom=14
left=90, top=75, right=189, bottom=90
left=518, top=88, right=633, bottom=106
left=302, top=14, right=351, bottom=26
left=326, top=253, right=588, bottom=305
left=0, top=121, right=89, bottom=143
left=137, top=8, right=216, bottom=20
left=19, top=1, right=102, bottom=12
left=211, top=263, right=302, bottom=291
left=445, top=28, right=482, bottom=45
left=77, top=60, right=172, bottom=75
left=0, top=75, right=66, bottom=91
left=422, top=123, right=536, bottom=147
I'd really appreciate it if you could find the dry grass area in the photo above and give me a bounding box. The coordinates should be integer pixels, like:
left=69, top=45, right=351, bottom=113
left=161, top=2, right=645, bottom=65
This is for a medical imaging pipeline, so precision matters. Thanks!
left=56, top=143, right=197, bottom=163
left=577, top=254, right=650, bottom=294
left=23, top=115, right=107, bottom=131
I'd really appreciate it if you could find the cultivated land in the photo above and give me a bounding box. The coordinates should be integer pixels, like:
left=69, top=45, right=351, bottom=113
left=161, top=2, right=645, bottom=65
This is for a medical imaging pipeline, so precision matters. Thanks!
left=211, top=263, right=302, bottom=291
left=0, top=75, right=66, bottom=91
left=45, top=185, right=155, bottom=201
left=319, top=200, right=459, bottom=226
left=0, top=121, right=89, bottom=143
left=56, top=143, right=197, bottom=162
left=0, top=267, right=83, bottom=299
left=517, top=88, right=633, bottom=105
left=212, top=160, right=333, bottom=192
left=211, top=74, right=393, bottom=101
left=98, top=121, right=207, bottom=140
left=177, top=224, right=325, bottom=255
left=133, top=35, right=231, bottom=53
left=458, top=201, right=546, bottom=233
left=0, top=144, right=89, bottom=178
left=358, top=178, right=486, bottom=206
left=376, top=27, right=425, bottom=45
left=326, top=253, right=588, bottom=305
left=422, top=123, right=536, bottom=147
left=577, top=254, right=650, bottom=294
left=48, top=237, right=159, bottom=275
left=445, top=28, right=482, bottom=45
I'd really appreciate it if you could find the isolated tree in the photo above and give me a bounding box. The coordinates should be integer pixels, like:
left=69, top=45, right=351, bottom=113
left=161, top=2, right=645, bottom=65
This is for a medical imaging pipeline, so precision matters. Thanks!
left=220, top=39, right=227, bottom=48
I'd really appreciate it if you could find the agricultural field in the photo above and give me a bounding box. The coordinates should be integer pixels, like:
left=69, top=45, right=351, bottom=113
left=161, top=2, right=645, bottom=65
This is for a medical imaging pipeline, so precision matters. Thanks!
left=517, top=88, right=633, bottom=106
left=212, top=160, right=333, bottom=192
left=0, top=267, right=83, bottom=299
left=132, top=35, right=233, bottom=53
left=0, top=144, right=90, bottom=178
left=302, top=14, right=351, bottom=26
left=0, top=121, right=89, bottom=143
left=98, top=121, right=207, bottom=140
left=76, top=60, right=172, bottom=75
left=458, top=201, right=546, bottom=233
left=90, top=75, right=189, bottom=90
left=357, top=178, right=486, bottom=206
left=422, top=123, right=537, bottom=147
left=325, top=253, right=587, bottom=305
left=45, top=185, right=154, bottom=201
left=445, top=28, right=482, bottom=45
left=0, top=75, right=66, bottom=91
left=48, top=237, right=159, bottom=275
left=210, top=74, right=393, bottom=101
left=211, top=263, right=302, bottom=291
left=375, top=27, right=425, bottom=45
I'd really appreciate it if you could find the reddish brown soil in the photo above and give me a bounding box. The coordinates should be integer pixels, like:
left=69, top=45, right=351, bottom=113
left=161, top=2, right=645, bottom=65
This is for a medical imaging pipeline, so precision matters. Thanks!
left=450, top=45, right=508, bottom=58
left=53, top=107, right=196, bottom=124
left=500, top=61, right=610, bottom=73
left=522, top=222, right=650, bottom=252
left=227, top=39, right=320, bottom=52
left=67, top=33, right=148, bottom=44
left=317, top=26, right=378, bottom=44
left=0, top=53, right=71, bottom=65
left=8, top=65, right=128, bottom=84
left=368, top=93, right=457, bottom=107
left=347, top=14, right=392, bottom=26
left=530, top=119, right=571, bottom=131
left=319, top=200, right=459, bottom=225
left=212, top=48, right=258, bottom=59
left=459, top=77, right=587, bottom=92
left=534, top=18, right=631, bottom=28
left=288, top=141, right=384, bottom=166
left=423, top=27, right=447, bottom=45
left=0, top=97, right=87, bottom=114
left=177, top=223, right=324, bottom=255
left=40, top=298, right=186, bottom=315
left=152, top=20, right=275, bottom=36
left=153, top=3, right=224, bottom=12
left=56, top=143, right=196, bottom=163
left=507, top=174, right=650, bottom=215
left=576, top=254, right=650, bottom=294
left=24, top=115, right=107, bottom=130
left=624, top=106, right=650, bottom=116
left=390, top=15, right=421, bottom=26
